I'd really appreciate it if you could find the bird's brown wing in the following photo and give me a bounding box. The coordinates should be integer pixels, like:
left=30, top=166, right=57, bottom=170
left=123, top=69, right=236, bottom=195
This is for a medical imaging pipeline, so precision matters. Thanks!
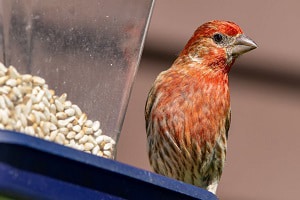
left=225, top=109, right=231, bottom=139
left=145, top=86, right=155, bottom=132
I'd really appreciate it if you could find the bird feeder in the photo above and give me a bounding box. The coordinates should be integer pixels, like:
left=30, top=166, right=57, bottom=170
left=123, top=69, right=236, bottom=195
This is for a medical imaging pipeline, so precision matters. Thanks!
left=0, top=0, right=155, bottom=158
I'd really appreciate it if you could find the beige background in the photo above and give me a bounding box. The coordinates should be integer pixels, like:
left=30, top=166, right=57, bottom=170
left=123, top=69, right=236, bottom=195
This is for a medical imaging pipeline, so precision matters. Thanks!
left=117, top=1, right=300, bottom=199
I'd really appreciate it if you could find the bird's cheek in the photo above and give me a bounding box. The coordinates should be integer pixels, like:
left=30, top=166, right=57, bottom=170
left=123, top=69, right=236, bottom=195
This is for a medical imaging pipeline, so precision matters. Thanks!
left=224, top=49, right=232, bottom=64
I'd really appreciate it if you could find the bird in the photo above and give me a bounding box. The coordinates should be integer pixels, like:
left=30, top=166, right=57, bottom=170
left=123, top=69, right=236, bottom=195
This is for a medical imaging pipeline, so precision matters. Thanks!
left=145, top=20, right=257, bottom=194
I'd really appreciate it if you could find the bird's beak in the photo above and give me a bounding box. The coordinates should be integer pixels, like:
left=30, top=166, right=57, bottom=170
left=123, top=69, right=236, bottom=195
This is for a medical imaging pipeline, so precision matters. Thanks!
left=232, top=34, right=257, bottom=57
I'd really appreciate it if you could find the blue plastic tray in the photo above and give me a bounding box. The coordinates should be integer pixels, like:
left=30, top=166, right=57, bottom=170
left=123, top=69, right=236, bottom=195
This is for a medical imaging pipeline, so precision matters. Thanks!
left=0, top=130, right=218, bottom=200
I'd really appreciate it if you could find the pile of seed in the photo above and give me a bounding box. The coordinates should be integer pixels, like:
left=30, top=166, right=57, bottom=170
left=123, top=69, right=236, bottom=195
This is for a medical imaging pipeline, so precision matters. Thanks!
left=0, top=62, right=115, bottom=159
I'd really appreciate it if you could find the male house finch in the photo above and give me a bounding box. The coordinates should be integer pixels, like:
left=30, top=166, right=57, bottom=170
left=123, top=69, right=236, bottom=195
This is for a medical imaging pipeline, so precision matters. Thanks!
left=145, top=20, right=257, bottom=194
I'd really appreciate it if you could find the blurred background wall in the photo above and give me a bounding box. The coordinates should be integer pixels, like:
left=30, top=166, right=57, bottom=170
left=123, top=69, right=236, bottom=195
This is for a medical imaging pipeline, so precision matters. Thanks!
left=117, top=1, right=300, bottom=199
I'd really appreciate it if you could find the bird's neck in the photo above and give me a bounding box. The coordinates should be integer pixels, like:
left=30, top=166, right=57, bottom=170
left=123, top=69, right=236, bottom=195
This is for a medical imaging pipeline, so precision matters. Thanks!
left=174, top=53, right=234, bottom=74
left=172, top=57, right=230, bottom=84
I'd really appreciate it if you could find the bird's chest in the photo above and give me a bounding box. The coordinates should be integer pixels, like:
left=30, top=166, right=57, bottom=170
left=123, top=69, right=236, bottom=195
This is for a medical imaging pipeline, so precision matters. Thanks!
left=152, top=78, right=229, bottom=160
left=160, top=78, right=229, bottom=129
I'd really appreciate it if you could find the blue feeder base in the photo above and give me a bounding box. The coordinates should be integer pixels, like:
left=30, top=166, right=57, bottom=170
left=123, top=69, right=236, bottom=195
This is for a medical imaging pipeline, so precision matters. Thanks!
left=0, top=130, right=218, bottom=200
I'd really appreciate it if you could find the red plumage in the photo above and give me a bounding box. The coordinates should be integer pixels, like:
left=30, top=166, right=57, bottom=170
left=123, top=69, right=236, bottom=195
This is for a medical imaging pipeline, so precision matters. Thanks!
left=145, top=20, right=257, bottom=194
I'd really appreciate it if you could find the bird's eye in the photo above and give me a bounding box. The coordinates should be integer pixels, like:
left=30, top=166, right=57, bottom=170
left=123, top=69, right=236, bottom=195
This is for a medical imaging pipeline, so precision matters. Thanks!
left=213, top=33, right=224, bottom=44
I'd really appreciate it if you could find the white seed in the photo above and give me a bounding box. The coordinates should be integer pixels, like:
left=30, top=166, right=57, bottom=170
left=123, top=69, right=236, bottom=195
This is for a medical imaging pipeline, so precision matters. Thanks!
left=67, top=123, right=73, bottom=129
left=65, top=108, right=75, bottom=116
left=20, top=85, right=32, bottom=94
left=32, top=103, right=42, bottom=111
left=0, top=76, right=9, bottom=85
left=44, top=107, right=50, bottom=120
left=12, top=87, right=22, bottom=99
left=77, top=144, right=84, bottom=151
left=56, top=112, right=67, bottom=120
left=15, top=105, right=22, bottom=116
left=55, top=133, right=65, bottom=145
left=85, top=120, right=93, bottom=128
left=92, top=145, right=100, bottom=155
left=83, top=127, right=93, bottom=135
left=41, top=121, right=50, bottom=134
left=49, top=130, right=58, bottom=141
left=38, top=102, right=46, bottom=111
left=96, top=135, right=113, bottom=144
left=15, top=120, right=22, bottom=130
left=44, top=88, right=53, bottom=100
left=96, top=135, right=104, bottom=144
left=92, top=121, right=100, bottom=132
left=110, top=138, right=116, bottom=145
left=24, top=99, right=32, bottom=116
left=103, top=150, right=112, bottom=158
left=93, top=129, right=102, bottom=137
left=72, top=124, right=81, bottom=132
left=63, top=139, right=69, bottom=145
left=20, top=113, right=27, bottom=127
left=58, top=93, right=67, bottom=103
left=64, top=100, right=72, bottom=108
left=64, top=115, right=76, bottom=124
left=36, top=90, right=45, bottom=102
left=69, top=139, right=76, bottom=148
left=72, top=104, right=82, bottom=116
left=103, top=143, right=113, bottom=150
left=66, top=131, right=76, bottom=139
left=42, top=96, right=50, bottom=108
left=37, top=111, right=46, bottom=121
left=8, top=92, right=17, bottom=102
left=32, top=110, right=40, bottom=124
left=58, top=119, right=69, bottom=127
left=32, top=76, right=45, bottom=86
left=27, top=113, right=35, bottom=125
left=49, top=123, right=57, bottom=131
left=74, top=131, right=84, bottom=140
left=0, top=96, right=6, bottom=108
left=54, top=99, right=64, bottom=112
left=24, top=126, right=35, bottom=136
left=78, top=113, right=87, bottom=126
left=87, top=135, right=96, bottom=144
left=50, top=104, right=56, bottom=114
left=59, top=127, right=69, bottom=134
left=8, top=66, right=20, bottom=78
left=36, top=127, right=44, bottom=137
left=0, top=86, right=10, bottom=94
left=79, top=135, right=88, bottom=144
left=22, top=74, right=32, bottom=82
left=3, top=108, right=11, bottom=119
left=31, top=88, right=38, bottom=97
left=7, top=66, right=20, bottom=78
left=84, top=142, right=94, bottom=151
left=50, top=113, right=58, bottom=124
left=6, top=79, right=17, bottom=87
left=3, top=95, right=13, bottom=109
left=30, top=95, right=37, bottom=104
left=3, top=86, right=11, bottom=93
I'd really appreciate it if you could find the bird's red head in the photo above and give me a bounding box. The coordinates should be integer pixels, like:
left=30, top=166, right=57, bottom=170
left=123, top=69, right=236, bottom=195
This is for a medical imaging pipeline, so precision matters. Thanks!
left=193, top=20, right=243, bottom=38
left=177, top=20, right=257, bottom=73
